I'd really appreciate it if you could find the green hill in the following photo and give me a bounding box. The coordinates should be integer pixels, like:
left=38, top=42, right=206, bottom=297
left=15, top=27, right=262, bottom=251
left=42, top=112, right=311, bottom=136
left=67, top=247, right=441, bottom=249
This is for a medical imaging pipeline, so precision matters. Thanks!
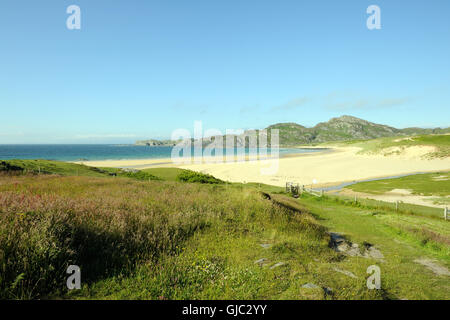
left=136, top=115, right=449, bottom=147
left=267, top=115, right=449, bottom=146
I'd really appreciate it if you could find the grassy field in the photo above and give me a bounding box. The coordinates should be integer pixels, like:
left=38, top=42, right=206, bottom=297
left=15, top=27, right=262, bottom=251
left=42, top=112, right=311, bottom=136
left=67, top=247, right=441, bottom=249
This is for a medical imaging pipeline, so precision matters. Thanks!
left=296, top=193, right=449, bottom=299
left=346, top=172, right=450, bottom=197
left=0, top=161, right=448, bottom=300
left=0, top=159, right=160, bottom=181
left=142, top=168, right=186, bottom=181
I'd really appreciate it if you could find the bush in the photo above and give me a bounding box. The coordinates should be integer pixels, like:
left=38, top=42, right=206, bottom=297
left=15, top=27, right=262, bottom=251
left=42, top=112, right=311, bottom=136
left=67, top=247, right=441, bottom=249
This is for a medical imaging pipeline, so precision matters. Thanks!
left=176, top=170, right=224, bottom=184
left=119, top=170, right=161, bottom=181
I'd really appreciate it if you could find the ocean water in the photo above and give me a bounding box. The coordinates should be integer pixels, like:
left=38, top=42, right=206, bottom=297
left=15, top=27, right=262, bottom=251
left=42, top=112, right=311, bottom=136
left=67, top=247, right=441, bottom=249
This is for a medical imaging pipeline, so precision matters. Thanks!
left=0, top=145, right=325, bottom=162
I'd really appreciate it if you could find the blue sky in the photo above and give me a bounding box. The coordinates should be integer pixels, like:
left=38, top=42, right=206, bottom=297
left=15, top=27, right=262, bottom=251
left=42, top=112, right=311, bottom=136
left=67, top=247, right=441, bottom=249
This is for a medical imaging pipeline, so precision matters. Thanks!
left=1, top=0, right=449, bottom=143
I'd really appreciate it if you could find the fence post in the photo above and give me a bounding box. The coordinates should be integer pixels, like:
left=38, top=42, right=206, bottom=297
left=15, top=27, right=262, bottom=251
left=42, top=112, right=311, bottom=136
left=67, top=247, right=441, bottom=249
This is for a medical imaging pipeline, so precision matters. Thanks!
left=354, top=195, right=357, bottom=203
left=445, top=207, right=448, bottom=221
left=321, top=189, right=324, bottom=197
left=396, top=200, right=399, bottom=211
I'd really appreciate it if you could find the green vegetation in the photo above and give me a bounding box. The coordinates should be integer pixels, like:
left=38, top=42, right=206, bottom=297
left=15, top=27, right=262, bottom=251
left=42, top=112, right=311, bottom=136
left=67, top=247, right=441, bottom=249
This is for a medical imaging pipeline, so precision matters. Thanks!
left=0, top=159, right=161, bottom=181
left=0, top=160, right=448, bottom=300
left=0, top=159, right=113, bottom=177
left=346, top=172, right=450, bottom=198
left=176, top=169, right=224, bottom=184
left=138, top=116, right=449, bottom=147
left=296, top=193, right=449, bottom=299
left=267, top=115, right=412, bottom=146
left=346, top=134, right=450, bottom=158
left=142, top=168, right=187, bottom=181
left=327, top=193, right=445, bottom=220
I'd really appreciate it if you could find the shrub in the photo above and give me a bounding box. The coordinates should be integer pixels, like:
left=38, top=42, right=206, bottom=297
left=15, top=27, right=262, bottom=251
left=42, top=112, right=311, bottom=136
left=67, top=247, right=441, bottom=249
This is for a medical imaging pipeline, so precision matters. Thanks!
left=119, top=170, right=161, bottom=181
left=176, top=170, right=224, bottom=184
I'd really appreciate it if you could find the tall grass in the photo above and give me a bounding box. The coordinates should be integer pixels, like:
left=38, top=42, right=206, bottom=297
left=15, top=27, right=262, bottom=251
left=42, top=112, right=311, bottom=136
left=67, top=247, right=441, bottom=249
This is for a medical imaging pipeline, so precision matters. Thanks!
left=0, top=174, right=291, bottom=299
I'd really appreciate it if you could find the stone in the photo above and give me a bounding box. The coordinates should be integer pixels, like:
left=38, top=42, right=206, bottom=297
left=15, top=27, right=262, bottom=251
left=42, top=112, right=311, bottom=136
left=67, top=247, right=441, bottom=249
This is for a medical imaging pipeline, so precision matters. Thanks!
left=302, top=283, right=320, bottom=289
left=254, top=258, right=267, bottom=265
left=333, top=267, right=358, bottom=279
left=366, top=246, right=384, bottom=259
left=270, top=262, right=286, bottom=269
left=414, top=258, right=450, bottom=276
left=323, top=287, right=333, bottom=295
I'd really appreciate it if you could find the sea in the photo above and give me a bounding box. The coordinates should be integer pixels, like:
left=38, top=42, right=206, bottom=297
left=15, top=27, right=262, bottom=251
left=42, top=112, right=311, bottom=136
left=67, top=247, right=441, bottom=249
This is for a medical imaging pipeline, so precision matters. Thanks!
left=0, top=145, right=325, bottom=162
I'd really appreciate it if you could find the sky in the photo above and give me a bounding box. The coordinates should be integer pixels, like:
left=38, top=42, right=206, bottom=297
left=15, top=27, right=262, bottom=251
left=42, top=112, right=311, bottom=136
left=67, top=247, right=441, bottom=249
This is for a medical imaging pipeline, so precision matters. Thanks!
left=1, top=0, right=449, bottom=143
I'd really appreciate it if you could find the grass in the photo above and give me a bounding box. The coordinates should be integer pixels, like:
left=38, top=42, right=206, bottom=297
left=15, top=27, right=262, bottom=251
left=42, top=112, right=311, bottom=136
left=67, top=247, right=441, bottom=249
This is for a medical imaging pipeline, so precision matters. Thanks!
left=0, top=160, right=448, bottom=300
left=348, top=134, right=450, bottom=158
left=0, top=159, right=113, bottom=177
left=296, top=193, right=450, bottom=299
left=346, top=171, right=450, bottom=197
left=0, top=174, right=344, bottom=299
left=328, top=193, right=445, bottom=220
left=142, top=168, right=187, bottom=181
left=176, top=170, right=224, bottom=184
left=0, top=175, right=232, bottom=299
left=0, top=159, right=161, bottom=181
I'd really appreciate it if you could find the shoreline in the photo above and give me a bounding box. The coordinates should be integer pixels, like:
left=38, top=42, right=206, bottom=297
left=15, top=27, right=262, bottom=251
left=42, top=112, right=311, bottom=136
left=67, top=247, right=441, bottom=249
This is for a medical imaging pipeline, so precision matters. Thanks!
left=73, top=145, right=449, bottom=192
left=71, top=147, right=332, bottom=168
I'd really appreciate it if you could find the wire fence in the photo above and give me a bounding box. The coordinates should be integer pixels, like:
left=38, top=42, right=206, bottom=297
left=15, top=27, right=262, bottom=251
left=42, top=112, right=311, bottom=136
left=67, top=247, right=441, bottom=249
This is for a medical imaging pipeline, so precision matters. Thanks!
left=286, top=181, right=448, bottom=221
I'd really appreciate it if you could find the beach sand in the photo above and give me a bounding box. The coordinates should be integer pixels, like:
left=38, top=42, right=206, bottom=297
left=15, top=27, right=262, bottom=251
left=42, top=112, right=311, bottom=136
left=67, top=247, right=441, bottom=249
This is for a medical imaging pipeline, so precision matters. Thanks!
left=75, top=158, right=176, bottom=169
left=176, top=146, right=449, bottom=187
left=77, top=145, right=450, bottom=188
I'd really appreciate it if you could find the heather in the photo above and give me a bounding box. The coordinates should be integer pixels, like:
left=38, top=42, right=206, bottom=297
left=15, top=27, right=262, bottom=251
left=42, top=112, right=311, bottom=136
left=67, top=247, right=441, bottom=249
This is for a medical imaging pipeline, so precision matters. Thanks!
left=0, top=174, right=308, bottom=298
left=0, top=164, right=448, bottom=300
left=0, top=175, right=233, bottom=298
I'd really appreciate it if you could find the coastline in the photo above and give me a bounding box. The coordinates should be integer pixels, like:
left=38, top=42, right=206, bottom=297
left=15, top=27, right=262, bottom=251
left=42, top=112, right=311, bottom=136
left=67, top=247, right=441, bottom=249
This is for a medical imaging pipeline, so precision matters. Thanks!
left=74, top=145, right=450, bottom=189
left=71, top=146, right=331, bottom=168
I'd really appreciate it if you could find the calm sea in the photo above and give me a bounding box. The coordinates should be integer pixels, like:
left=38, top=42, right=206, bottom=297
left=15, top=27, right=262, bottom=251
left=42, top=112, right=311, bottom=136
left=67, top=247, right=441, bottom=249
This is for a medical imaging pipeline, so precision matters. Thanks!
left=0, top=145, right=324, bottom=162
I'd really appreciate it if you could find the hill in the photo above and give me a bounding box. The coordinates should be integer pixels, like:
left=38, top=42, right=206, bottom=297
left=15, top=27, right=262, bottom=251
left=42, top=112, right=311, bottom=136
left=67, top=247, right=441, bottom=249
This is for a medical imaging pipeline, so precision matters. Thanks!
left=136, top=116, right=449, bottom=147
left=268, top=115, right=449, bottom=146
left=267, top=115, right=399, bottom=145
left=135, top=139, right=179, bottom=146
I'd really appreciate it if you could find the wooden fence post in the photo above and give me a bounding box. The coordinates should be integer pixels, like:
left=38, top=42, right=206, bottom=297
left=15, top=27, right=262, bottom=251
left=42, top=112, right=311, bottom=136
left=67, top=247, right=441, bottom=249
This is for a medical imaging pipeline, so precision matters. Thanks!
left=396, top=200, right=399, bottom=211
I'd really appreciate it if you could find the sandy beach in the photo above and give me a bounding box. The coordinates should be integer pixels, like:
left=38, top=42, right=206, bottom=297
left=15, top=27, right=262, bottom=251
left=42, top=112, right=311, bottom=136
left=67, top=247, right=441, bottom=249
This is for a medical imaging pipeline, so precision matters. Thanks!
left=77, top=145, right=450, bottom=188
